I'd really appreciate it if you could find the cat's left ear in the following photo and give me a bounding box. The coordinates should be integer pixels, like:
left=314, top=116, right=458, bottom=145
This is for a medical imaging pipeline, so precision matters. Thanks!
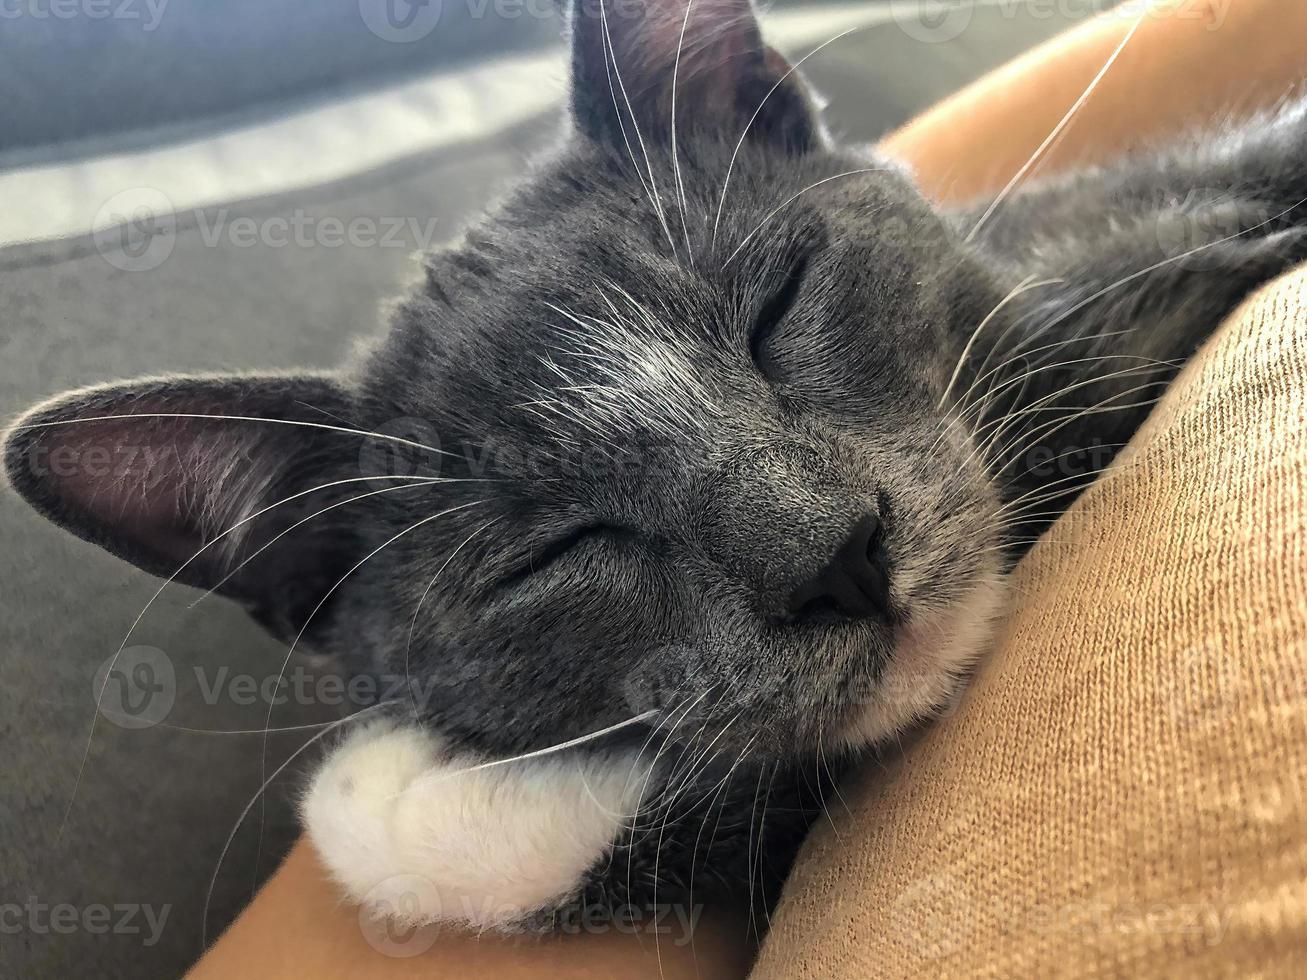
left=3, top=374, right=380, bottom=645
left=568, top=0, right=822, bottom=154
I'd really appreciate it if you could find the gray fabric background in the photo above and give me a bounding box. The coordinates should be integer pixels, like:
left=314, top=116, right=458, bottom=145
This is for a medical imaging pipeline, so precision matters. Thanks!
left=0, top=5, right=1085, bottom=976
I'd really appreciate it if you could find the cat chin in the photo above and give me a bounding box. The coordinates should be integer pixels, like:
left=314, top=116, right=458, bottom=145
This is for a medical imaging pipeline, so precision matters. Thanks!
left=835, top=565, right=1008, bottom=751
left=301, top=720, right=650, bottom=932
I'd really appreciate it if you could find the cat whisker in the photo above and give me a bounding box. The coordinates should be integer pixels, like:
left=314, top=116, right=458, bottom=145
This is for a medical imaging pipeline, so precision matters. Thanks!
left=954, top=362, right=1171, bottom=480
left=964, top=358, right=1176, bottom=467
left=60, top=472, right=452, bottom=841
left=12, top=411, right=453, bottom=458
left=624, top=690, right=710, bottom=907
left=953, top=320, right=1181, bottom=473
left=938, top=274, right=1061, bottom=410
left=985, top=483, right=1136, bottom=537
left=1003, top=193, right=1307, bottom=362
left=742, top=760, right=770, bottom=937
left=985, top=445, right=1132, bottom=515
left=964, top=295, right=1080, bottom=396
left=816, top=725, right=849, bottom=834
left=196, top=478, right=471, bottom=606
left=686, top=735, right=758, bottom=927
left=100, top=716, right=389, bottom=736
left=597, top=0, right=680, bottom=262
left=965, top=4, right=1150, bottom=243
left=253, top=500, right=491, bottom=883
left=201, top=699, right=398, bottom=948
left=984, top=383, right=1167, bottom=478
left=651, top=712, right=746, bottom=974
left=992, top=443, right=1138, bottom=509
left=394, top=708, right=664, bottom=799
left=637, top=713, right=712, bottom=835
left=962, top=354, right=1176, bottom=456
left=752, top=761, right=781, bottom=936
left=669, top=0, right=696, bottom=267
left=658, top=708, right=745, bottom=821
left=955, top=328, right=1140, bottom=425
left=712, top=25, right=867, bottom=247
left=721, top=168, right=888, bottom=268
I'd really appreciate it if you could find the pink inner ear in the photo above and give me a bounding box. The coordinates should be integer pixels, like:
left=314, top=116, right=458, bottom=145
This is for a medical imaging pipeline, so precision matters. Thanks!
left=608, top=0, right=764, bottom=109
left=33, top=409, right=242, bottom=567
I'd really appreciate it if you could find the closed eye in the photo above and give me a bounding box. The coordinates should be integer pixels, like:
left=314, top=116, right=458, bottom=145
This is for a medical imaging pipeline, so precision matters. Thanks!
left=501, top=524, right=608, bottom=587
left=749, top=256, right=808, bottom=376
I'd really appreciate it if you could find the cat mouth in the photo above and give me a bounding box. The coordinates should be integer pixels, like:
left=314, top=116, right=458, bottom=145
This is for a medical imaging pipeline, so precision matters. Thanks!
left=833, top=563, right=1008, bottom=751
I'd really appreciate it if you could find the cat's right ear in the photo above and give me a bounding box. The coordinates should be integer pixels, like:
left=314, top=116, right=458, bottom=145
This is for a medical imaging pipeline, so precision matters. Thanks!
left=3, top=374, right=389, bottom=646
left=567, top=0, right=821, bottom=154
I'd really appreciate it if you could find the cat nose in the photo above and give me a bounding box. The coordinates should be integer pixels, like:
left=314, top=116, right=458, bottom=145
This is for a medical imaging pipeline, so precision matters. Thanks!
left=786, top=514, right=891, bottom=623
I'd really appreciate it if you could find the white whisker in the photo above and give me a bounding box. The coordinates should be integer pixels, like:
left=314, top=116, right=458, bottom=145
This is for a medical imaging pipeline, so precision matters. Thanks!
left=195, top=478, right=463, bottom=604
left=598, top=0, right=680, bottom=260
left=252, top=500, right=490, bottom=884
left=403, top=517, right=502, bottom=715
left=1023, top=194, right=1307, bottom=347
left=965, top=4, right=1149, bottom=243
left=670, top=0, right=696, bottom=267
left=58, top=472, right=449, bottom=840
left=394, top=709, right=664, bottom=799
left=13, top=412, right=451, bottom=457
left=712, top=26, right=866, bottom=246
left=938, top=275, right=1062, bottom=410
left=721, top=168, right=887, bottom=268
left=201, top=700, right=395, bottom=948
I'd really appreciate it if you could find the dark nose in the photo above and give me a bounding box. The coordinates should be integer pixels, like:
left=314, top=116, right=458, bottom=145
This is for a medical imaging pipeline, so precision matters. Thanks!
left=787, top=514, right=891, bottom=623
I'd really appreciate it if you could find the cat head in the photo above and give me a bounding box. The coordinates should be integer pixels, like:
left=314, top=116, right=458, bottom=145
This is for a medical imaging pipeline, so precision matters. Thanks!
left=5, top=0, right=1006, bottom=762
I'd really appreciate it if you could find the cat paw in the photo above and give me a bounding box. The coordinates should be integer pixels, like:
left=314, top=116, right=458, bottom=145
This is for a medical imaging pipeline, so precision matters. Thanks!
left=302, top=720, right=649, bottom=931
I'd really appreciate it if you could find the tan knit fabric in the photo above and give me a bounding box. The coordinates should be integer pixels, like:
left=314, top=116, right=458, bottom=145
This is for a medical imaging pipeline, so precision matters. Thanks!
left=751, top=266, right=1307, bottom=978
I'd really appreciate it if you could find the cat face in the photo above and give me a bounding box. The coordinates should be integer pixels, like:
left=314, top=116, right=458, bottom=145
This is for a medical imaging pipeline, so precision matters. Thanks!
left=5, top=0, right=1006, bottom=763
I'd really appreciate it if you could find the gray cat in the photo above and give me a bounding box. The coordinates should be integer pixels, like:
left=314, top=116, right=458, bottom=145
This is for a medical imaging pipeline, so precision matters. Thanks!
left=6, top=0, right=1306, bottom=935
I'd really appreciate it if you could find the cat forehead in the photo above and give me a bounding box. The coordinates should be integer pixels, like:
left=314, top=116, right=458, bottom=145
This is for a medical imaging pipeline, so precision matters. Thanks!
left=380, top=279, right=740, bottom=454
left=363, top=149, right=949, bottom=474
left=516, top=296, right=729, bottom=447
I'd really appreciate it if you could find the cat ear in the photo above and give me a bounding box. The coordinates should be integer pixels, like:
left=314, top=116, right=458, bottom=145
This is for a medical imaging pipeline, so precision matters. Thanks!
left=568, top=0, right=820, bottom=154
left=3, top=374, right=375, bottom=644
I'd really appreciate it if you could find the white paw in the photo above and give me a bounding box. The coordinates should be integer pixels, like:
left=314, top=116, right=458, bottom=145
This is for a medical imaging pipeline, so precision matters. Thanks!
left=302, top=720, right=650, bottom=931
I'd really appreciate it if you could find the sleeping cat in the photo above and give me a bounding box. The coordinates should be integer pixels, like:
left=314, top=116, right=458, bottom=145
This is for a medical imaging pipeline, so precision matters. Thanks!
left=6, top=0, right=1307, bottom=936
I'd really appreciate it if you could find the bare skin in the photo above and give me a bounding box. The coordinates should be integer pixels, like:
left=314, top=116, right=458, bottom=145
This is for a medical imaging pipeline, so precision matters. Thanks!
left=189, top=1, right=1307, bottom=976
left=187, top=839, right=758, bottom=980
left=885, top=0, right=1307, bottom=204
